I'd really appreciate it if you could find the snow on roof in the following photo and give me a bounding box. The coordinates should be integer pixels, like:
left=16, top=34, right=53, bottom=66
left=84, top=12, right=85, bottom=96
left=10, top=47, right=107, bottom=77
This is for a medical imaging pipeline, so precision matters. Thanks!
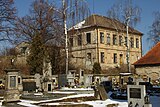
left=68, top=20, right=85, bottom=30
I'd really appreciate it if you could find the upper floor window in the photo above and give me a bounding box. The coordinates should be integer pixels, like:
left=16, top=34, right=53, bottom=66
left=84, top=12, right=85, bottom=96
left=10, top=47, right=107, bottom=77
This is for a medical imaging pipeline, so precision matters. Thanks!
left=113, top=34, right=117, bottom=45
left=100, top=32, right=104, bottom=44
left=69, top=38, right=73, bottom=47
left=21, top=47, right=27, bottom=54
left=100, top=52, right=105, bottom=63
left=87, top=53, right=91, bottom=61
left=78, top=35, right=82, bottom=46
left=125, top=37, right=127, bottom=47
left=113, top=53, right=117, bottom=64
left=86, top=33, right=91, bottom=44
left=119, top=36, right=123, bottom=46
left=130, top=37, right=134, bottom=48
left=107, top=33, right=110, bottom=45
left=136, top=38, right=139, bottom=48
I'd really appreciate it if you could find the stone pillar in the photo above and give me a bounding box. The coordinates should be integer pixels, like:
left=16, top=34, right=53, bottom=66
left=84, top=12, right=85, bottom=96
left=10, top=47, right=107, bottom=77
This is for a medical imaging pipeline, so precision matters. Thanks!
left=3, top=69, right=20, bottom=104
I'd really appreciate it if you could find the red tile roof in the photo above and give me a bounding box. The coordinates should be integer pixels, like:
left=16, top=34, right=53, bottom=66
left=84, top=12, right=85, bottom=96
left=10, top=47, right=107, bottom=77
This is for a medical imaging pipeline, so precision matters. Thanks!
left=134, top=42, right=160, bottom=66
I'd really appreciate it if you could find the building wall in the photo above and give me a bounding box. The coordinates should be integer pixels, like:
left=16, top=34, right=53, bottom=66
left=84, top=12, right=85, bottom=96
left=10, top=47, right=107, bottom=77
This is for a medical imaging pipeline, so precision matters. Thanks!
left=69, top=27, right=142, bottom=71
left=135, top=66, right=160, bottom=81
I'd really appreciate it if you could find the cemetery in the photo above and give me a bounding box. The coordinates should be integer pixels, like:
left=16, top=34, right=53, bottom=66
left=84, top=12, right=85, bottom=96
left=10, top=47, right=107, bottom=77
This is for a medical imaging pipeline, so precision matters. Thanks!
left=0, top=60, right=159, bottom=107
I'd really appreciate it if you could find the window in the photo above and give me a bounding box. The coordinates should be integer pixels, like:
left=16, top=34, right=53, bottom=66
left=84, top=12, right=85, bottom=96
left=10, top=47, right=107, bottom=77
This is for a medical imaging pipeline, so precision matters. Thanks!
left=113, top=53, right=117, bottom=63
left=113, top=35, right=117, bottom=45
left=107, top=33, right=110, bottom=45
left=125, top=37, right=127, bottom=47
left=87, top=53, right=91, bottom=61
left=78, top=35, right=82, bottom=46
left=100, top=32, right=104, bottom=43
left=69, top=38, right=73, bottom=47
left=136, top=38, right=139, bottom=48
left=53, top=79, right=55, bottom=82
left=120, top=54, right=123, bottom=65
left=18, top=77, right=21, bottom=84
left=119, top=36, right=123, bottom=46
left=81, top=70, right=84, bottom=76
left=130, top=37, right=134, bottom=48
left=86, top=33, right=91, bottom=44
left=21, top=47, right=27, bottom=54
left=101, top=52, right=105, bottom=63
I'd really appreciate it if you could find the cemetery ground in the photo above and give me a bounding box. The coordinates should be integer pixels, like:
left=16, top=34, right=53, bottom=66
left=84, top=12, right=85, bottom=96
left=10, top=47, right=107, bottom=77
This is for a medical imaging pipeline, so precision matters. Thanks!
left=0, top=87, right=159, bottom=107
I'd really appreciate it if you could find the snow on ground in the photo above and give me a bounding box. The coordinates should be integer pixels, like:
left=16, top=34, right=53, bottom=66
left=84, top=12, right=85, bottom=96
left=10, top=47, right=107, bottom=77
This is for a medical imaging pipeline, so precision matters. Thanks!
left=17, top=92, right=128, bottom=107
left=34, top=93, right=43, bottom=96
left=48, top=91, right=76, bottom=94
left=32, top=93, right=94, bottom=104
left=18, top=100, right=39, bottom=107
left=1, top=89, right=158, bottom=107
left=60, top=87, right=93, bottom=91
left=83, top=99, right=128, bottom=107
left=40, top=99, right=128, bottom=107
left=14, top=93, right=160, bottom=107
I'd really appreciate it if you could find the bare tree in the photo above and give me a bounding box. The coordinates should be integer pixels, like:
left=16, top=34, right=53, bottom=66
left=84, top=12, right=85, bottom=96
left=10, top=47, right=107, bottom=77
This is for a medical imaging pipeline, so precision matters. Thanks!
left=61, top=0, right=90, bottom=74
left=107, top=0, right=141, bottom=73
left=14, top=0, right=63, bottom=75
left=107, top=0, right=141, bottom=27
left=148, top=11, right=160, bottom=46
left=15, top=0, right=63, bottom=44
left=0, top=0, right=16, bottom=42
left=0, top=47, right=17, bottom=56
left=66, top=0, right=90, bottom=28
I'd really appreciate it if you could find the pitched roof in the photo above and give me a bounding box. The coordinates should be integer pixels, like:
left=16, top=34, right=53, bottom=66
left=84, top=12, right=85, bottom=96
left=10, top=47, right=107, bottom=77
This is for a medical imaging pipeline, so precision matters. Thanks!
left=134, top=42, right=160, bottom=66
left=69, top=14, right=143, bottom=35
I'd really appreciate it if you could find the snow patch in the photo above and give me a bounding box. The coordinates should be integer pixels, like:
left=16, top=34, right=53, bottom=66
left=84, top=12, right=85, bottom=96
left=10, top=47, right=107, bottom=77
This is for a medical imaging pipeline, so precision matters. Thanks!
left=69, top=20, right=85, bottom=30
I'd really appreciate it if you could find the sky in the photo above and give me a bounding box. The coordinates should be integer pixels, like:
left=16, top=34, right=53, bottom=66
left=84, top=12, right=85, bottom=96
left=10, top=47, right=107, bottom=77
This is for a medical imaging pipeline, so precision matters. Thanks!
left=14, top=0, right=160, bottom=54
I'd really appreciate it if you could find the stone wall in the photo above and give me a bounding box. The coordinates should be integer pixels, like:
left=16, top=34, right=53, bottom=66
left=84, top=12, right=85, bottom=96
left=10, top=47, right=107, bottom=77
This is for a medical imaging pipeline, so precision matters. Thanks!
left=135, top=65, right=160, bottom=81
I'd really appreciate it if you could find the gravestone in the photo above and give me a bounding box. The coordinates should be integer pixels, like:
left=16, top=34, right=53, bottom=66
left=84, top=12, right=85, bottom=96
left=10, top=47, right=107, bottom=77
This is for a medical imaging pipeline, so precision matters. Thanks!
left=3, top=69, right=20, bottom=104
left=3, top=59, right=21, bottom=104
left=58, top=74, right=68, bottom=88
left=127, top=85, right=152, bottom=107
left=94, top=84, right=108, bottom=100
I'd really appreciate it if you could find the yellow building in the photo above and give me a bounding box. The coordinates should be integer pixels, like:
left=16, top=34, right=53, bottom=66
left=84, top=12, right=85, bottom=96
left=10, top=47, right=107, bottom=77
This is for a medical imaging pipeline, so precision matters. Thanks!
left=68, top=14, right=143, bottom=72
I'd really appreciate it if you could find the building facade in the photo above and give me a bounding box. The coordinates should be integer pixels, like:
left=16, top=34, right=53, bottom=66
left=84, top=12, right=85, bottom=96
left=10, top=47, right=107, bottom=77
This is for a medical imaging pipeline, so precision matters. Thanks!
left=68, top=14, right=143, bottom=72
left=134, top=42, right=160, bottom=83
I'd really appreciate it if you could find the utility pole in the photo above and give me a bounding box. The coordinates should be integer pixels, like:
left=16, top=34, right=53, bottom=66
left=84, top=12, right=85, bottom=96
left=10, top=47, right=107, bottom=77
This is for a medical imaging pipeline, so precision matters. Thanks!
left=62, top=0, right=68, bottom=75
left=126, top=17, right=131, bottom=73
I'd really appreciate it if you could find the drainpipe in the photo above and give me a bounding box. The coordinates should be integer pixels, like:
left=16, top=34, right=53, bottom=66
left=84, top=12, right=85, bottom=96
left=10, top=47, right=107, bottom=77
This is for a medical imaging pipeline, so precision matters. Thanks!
left=96, top=27, right=99, bottom=63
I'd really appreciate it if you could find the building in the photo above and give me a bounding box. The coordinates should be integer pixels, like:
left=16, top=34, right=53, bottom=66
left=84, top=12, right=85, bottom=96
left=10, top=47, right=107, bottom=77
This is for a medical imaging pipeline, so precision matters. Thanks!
left=68, top=14, right=143, bottom=73
left=15, top=42, right=30, bottom=65
left=134, top=42, right=160, bottom=83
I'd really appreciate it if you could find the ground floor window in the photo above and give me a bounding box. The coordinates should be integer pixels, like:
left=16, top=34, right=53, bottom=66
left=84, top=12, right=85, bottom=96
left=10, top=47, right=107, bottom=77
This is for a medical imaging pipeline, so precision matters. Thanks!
left=113, top=53, right=117, bottom=63
left=101, top=52, right=105, bottom=63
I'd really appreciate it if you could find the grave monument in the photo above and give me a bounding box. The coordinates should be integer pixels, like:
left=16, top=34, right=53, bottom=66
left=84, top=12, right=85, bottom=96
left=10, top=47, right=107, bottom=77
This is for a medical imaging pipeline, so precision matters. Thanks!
left=127, top=85, right=152, bottom=107
left=3, top=58, right=21, bottom=104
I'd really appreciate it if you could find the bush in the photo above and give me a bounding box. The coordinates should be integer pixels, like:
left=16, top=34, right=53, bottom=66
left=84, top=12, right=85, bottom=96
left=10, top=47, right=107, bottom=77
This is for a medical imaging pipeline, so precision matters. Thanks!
left=92, top=62, right=101, bottom=74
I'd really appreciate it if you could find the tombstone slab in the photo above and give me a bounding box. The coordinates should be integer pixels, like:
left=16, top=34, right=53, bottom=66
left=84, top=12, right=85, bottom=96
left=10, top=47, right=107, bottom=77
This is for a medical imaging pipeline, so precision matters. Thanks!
left=127, top=85, right=152, bottom=107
